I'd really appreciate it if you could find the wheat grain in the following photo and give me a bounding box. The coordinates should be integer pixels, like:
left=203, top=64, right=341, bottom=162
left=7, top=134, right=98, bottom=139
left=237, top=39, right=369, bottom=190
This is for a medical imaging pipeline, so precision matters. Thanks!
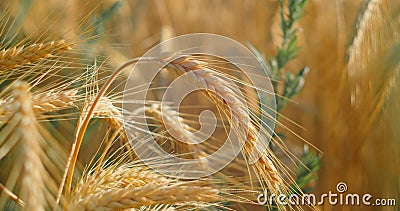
left=0, top=40, right=72, bottom=71
left=144, top=104, right=196, bottom=143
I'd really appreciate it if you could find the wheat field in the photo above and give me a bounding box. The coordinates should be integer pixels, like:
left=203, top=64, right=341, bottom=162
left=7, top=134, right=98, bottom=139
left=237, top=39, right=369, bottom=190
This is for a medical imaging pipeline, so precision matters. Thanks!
left=0, top=0, right=399, bottom=210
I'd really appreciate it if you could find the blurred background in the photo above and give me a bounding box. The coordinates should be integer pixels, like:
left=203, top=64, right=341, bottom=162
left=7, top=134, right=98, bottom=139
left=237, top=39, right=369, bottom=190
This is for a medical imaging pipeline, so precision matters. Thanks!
left=0, top=0, right=399, bottom=210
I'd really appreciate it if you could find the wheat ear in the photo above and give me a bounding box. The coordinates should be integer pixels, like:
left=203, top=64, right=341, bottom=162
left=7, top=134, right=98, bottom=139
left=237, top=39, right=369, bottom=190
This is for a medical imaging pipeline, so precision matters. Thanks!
left=347, top=0, right=389, bottom=77
left=70, top=165, right=172, bottom=202
left=0, top=89, right=79, bottom=119
left=11, top=82, right=46, bottom=210
left=68, top=183, right=219, bottom=211
left=69, top=164, right=219, bottom=210
left=0, top=40, right=72, bottom=71
left=166, top=56, right=283, bottom=193
left=33, top=89, right=79, bottom=113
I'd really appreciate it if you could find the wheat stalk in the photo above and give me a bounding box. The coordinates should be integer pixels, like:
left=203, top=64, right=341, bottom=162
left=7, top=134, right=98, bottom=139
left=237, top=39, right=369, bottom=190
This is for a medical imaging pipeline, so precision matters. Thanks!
left=61, top=58, right=143, bottom=206
left=165, top=55, right=283, bottom=193
left=0, top=40, right=72, bottom=71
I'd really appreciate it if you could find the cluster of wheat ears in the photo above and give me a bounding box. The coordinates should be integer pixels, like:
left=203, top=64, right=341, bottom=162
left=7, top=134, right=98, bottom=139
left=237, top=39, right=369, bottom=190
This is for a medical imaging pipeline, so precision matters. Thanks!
left=0, top=34, right=308, bottom=210
left=0, top=20, right=322, bottom=211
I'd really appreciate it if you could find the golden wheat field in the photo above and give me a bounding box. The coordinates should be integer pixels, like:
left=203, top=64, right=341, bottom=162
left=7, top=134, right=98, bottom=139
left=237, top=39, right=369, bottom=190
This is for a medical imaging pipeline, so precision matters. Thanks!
left=0, top=0, right=399, bottom=210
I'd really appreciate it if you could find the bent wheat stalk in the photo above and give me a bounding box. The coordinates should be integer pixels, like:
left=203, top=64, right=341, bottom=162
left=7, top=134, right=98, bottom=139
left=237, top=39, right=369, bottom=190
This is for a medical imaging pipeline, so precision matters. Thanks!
left=59, top=58, right=145, bottom=209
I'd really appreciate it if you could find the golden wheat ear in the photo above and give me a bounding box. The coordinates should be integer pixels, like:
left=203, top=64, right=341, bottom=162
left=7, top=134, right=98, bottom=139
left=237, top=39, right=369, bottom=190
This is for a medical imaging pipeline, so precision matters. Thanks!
left=69, top=184, right=219, bottom=211
left=0, top=40, right=72, bottom=72
left=166, top=56, right=284, bottom=191
left=0, top=38, right=84, bottom=122
left=341, top=0, right=400, bottom=198
left=0, top=82, right=69, bottom=210
left=68, top=162, right=222, bottom=211
left=32, top=89, right=79, bottom=114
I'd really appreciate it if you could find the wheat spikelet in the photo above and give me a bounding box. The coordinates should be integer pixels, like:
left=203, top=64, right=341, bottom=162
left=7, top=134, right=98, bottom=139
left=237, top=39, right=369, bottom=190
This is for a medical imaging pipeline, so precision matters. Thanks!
left=165, top=55, right=283, bottom=194
left=0, top=40, right=72, bottom=71
left=144, top=104, right=196, bottom=143
left=68, top=183, right=219, bottom=211
left=92, top=96, right=131, bottom=151
left=0, top=99, right=9, bottom=120
left=93, top=96, right=123, bottom=127
left=134, top=104, right=201, bottom=159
